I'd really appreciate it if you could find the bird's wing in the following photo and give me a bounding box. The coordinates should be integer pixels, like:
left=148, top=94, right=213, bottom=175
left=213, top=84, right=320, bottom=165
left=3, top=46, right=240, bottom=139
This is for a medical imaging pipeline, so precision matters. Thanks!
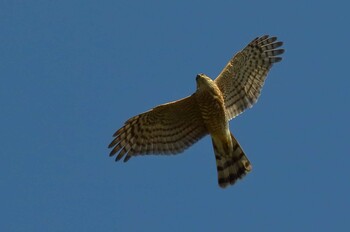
left=108, top=94, right=208, bottom=162
left=214, top=35, right=284, bottom=120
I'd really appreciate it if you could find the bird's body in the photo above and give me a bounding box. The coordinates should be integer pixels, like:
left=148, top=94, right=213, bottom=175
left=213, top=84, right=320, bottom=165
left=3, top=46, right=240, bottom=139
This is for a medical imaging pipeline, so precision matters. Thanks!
left=108, top=35, right=284, bottom=188
left=195, top=74, right=252, bottom=187
left=195, top=74, right=228, bottom=137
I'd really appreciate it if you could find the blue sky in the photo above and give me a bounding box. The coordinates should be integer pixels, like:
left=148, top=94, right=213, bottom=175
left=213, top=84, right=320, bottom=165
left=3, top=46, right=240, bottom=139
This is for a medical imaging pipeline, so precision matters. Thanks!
left=1, top=0, right=350, bottom=231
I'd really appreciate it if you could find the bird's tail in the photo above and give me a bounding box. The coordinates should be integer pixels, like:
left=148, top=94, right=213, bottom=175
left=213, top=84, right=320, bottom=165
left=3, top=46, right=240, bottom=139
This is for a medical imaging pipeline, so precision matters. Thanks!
left=212, top=132, right=252, bottom=188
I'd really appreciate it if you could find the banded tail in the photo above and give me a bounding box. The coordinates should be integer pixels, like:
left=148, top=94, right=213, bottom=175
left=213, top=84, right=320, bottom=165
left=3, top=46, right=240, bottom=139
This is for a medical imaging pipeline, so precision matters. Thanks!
left=212, top=133, right=252, bottom=188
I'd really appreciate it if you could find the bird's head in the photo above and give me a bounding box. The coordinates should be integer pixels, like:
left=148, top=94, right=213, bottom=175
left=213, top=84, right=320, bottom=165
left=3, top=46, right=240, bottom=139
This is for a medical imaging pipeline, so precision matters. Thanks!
left=196, top=73, right=214, bottom=90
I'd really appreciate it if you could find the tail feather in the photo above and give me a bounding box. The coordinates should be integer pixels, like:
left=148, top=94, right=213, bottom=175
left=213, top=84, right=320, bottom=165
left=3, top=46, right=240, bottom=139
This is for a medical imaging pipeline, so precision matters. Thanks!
left=212, top=133, right=252, bottom=188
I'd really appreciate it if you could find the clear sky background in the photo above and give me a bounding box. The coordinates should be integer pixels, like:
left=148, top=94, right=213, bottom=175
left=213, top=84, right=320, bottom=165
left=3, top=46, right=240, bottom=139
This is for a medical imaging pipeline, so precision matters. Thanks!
left=1, top=0, right=350, bottom=231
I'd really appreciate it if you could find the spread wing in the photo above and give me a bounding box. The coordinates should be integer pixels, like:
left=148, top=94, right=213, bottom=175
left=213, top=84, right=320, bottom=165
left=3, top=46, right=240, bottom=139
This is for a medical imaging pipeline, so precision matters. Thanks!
left=108, top=95, right=208, bottom=162
left=214, top=35, right=284, bottom=120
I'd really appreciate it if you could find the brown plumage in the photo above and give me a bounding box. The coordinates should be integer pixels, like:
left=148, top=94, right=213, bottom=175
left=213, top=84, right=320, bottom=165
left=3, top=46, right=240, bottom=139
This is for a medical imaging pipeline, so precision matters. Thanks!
left=108, top=35, right=284, bottom=188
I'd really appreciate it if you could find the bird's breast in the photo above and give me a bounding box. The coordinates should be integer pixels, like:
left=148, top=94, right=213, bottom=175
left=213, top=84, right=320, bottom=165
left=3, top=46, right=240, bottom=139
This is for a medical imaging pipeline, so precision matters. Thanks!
left=195, top=87, right=228, bottom=136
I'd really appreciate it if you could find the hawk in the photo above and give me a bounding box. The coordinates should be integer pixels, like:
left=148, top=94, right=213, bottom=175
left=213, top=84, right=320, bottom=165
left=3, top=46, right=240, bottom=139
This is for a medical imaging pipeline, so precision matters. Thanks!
left=108, top=35, right=284, bottom=188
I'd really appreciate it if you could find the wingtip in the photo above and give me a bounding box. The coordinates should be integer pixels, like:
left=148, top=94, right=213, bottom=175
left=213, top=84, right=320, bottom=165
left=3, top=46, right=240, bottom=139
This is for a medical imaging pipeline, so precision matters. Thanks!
left=114, top=153, right=123, bottom=162
left=123, top=155, right=131, bottom=162
left=273, top=57, right=283, bottom=63
left=109, top=149, right=117, bottom=157
left=274, top=49, right=285, bottom=56
left=108, top=142, right=114, bottom=149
